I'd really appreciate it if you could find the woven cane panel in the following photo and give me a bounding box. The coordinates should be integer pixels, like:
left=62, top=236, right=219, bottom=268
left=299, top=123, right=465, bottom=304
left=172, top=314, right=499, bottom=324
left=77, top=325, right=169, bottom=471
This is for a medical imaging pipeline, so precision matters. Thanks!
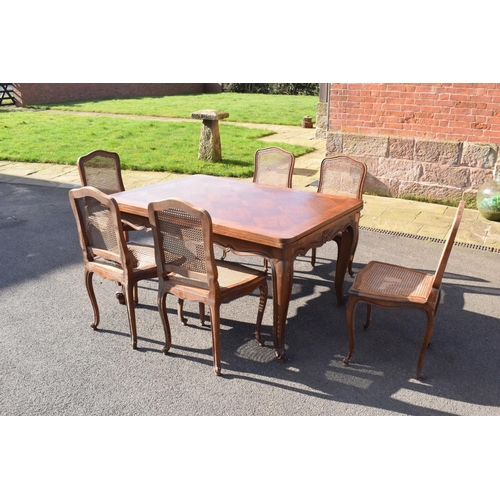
left=216, top=260, right=265, bottom=288
left=157, top=208, right=207, bottom=274
left=82, top=156, right=121, bottom=194
left=77, top=196, right=119, bottom=255
left=357, top=263, right=434, bottom=299
left=320, top=159, right=364, bottom=198
left=254, top=150, right=293, bottom=187
left=127, top=243, right=155, bottom=269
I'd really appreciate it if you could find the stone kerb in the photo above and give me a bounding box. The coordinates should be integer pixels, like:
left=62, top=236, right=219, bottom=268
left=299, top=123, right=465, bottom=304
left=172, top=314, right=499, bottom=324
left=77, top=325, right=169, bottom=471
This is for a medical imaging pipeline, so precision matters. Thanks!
left=191, top=109, right=229, bottom=162
left=326, top=130, right=498, bottom=204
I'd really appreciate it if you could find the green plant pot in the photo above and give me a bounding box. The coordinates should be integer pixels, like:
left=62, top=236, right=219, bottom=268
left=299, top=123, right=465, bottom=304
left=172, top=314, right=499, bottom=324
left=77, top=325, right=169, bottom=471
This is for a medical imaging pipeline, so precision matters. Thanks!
left=477, top=176, right=500, bottom=221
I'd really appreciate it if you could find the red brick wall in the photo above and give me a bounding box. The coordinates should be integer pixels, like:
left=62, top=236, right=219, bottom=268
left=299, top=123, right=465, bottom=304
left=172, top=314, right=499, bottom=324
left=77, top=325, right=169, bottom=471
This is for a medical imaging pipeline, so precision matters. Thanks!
left=13, top=83, right=221, bottom=106
left=328, top=83, right=500, bottom=144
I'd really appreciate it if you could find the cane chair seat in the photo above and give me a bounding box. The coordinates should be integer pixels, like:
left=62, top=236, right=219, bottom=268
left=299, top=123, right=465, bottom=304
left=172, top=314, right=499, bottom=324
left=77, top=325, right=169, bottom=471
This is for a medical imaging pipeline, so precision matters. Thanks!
left=343, top=201, right=465, bottom=380
left=351, top=262, right=435, bottom=303
left=69, top=186, right=158, bottom=349
left=311, top=155, right=367, bottom=274
left=148, top=198, right=269, bottom=375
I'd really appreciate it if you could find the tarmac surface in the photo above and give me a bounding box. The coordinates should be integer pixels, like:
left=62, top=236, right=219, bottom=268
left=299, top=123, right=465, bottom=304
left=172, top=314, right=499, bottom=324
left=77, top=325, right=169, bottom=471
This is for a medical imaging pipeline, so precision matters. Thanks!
left=1, top=111, right=499, bottom=417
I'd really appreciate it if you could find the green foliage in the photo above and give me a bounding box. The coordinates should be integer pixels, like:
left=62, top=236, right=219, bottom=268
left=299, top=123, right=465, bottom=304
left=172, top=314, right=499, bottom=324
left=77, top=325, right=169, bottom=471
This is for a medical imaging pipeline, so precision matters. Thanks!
left=222, top=83, right=319, bottom=96
left=27, top=92, right=318, bottom=127
left=0, top=111, right=314, bottom=178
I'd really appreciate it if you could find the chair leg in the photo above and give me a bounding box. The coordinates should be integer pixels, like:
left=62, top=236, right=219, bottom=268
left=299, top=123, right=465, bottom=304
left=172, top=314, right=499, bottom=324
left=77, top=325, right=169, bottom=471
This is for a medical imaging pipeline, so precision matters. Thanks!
left=177, top=298, right=188, bottom=325
left=123, top=282, right=138, bottom=349
left=255, top=282, right=268, bottom=346
left=199, top=303, right=206, bottom=326
left=363, top=304, right=372, bottom=330
left=85, top=271, right=100, bottom=330
left=158, top=292, right=172, bottom=354
left=311, top=248, right=317, bottom=267
left=177, top=299, right=206, bottom=325
left=343, top=297, right=358, bottom=366
left=133, top=283, right=139, bottom=305
left=209, top=305, right=221, bottom=375
left=348, top=225, right=359, bottom=277
left=416, top=310, right=435, bottom=380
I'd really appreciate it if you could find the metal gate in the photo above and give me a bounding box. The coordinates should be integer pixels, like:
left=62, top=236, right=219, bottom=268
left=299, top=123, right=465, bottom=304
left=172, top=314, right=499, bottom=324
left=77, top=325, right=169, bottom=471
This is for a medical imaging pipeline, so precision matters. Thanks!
left=0, top=84, right=15, bottom=106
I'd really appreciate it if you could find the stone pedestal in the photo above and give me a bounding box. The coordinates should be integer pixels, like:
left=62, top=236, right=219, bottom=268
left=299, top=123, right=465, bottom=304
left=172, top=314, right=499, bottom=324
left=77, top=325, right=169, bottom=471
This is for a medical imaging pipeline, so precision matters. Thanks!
left=191, top=109, right=229, bottom=162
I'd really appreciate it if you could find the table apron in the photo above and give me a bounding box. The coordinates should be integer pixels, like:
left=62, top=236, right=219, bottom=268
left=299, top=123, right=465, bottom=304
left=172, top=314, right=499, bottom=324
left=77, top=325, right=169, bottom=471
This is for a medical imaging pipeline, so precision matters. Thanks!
left=213, top=212, right=359, bottom=262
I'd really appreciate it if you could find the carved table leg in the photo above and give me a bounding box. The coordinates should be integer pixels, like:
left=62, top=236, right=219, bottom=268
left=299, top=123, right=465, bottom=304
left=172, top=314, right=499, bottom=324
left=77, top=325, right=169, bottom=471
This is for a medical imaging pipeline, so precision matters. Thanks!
left=335, top=225, right=354, bottom=306
left=270, top=256, right=294, bottom=362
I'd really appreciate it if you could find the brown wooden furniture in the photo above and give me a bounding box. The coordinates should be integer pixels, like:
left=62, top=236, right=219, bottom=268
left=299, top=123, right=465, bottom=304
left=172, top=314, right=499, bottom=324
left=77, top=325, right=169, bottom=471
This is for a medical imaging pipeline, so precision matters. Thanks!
left=311, top=155, right=367, bottom=275
left=220, top=146, right=295, bottom=264
left=77, top=150, right=200, bottom=320
left=253, top=146, right=295, bottom=188
left=148, top=198, right=268, bottom=375
left=77, top=149, right=149, bottom=304
left=68, top=186, right=157, bottom=349
left=343, top=200, right=465, bottom=380
left=77, top=150, right=126, bottom=195
left=112, top=174, right=363, bottom=361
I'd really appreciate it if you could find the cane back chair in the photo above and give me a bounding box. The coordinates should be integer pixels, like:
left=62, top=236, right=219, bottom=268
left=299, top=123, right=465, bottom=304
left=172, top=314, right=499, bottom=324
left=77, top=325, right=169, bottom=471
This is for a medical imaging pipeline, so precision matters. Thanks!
left=253, top=146, right=295, bottom=188
left=77, top=150, right=126, bottom=195
left=219, top=146, right=295, bottom=264
left=310, top=156, right=367, bottom=275
left=148, top=198, right=269, bottom=375
left=69, top=186, right=157, bottom=349
left=343, top=201, right=465, bottom=380
left=77, top=149, right=151, bottom=303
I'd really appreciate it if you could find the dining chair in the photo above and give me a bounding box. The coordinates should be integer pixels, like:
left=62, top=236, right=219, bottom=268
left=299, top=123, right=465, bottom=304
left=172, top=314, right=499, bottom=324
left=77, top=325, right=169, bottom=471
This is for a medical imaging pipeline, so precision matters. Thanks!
left=219, top=146, right=295, bottom=264
left=342, top=200, right=465, bottom=380
left=310, top=155, right=367, bottom=275
left=78, top=150, right=204, bottom=324
left=253, top=146, right=295, bottom=188
left=77, top=149, right=152, bottom=304
left=68, top=186, right=158, bottom=349
left=77, top=149, right=126, bottom=195
left=148, top=198, right=269, bottom=375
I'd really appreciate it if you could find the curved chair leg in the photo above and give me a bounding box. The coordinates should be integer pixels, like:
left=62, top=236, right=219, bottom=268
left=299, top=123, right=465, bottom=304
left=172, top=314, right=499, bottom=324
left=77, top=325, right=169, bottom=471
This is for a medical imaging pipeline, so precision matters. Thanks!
left=363, top=304, right=372, bottom=330
left=255, top=282, right=268, bottom=346
left=178, top=299, right=206, bottom=325
left=199, top=303, right=206, bottom=326
left=348, top=225, right=359, bottom=277
left=85, top=271, right=100, bottom=330
left=158, top=292, right=172, bottom=354
left=343, top=297, right=358, bottom=366
left=124, top=282, right=138, bottom=349
left=209, top=305, right=221, bottom=375
left=416, top=310, right=435, bottom=380
left=133, top=283, right=139, bottom=305
left=311, top=247, right=317, bottom=267
left=177, top=298, right=188, bottom=325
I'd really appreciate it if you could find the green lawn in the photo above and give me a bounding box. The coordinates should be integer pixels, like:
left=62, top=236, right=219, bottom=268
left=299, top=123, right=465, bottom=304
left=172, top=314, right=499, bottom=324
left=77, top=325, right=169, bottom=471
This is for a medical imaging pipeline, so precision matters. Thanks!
left=28, top=92, right=318, bottom=127
left=0, top=111, right=314, bottom=177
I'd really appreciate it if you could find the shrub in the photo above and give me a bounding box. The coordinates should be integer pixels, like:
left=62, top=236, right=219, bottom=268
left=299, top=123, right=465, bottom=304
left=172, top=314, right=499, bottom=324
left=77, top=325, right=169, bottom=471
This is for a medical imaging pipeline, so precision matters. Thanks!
left=222, top=83, right=319, bottom=96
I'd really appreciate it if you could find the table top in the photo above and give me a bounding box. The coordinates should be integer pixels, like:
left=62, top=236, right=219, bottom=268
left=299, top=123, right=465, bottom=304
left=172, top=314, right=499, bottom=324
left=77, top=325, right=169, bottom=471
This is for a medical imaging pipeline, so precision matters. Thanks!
left=113, top=175, right=363, bottom=247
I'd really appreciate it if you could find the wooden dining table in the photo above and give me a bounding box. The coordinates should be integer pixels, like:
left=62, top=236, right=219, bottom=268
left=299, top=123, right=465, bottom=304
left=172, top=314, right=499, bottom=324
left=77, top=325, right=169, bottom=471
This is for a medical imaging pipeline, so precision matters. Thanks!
left=112, top=174, right=363, bottom=361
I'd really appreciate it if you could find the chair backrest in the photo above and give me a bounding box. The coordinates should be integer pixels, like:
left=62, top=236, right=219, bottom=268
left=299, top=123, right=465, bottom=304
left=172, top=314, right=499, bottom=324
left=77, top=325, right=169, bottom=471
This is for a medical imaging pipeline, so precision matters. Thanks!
left=77, top=150, right=125, bottom=195
left=69, top=186, right=129, bottom=270
left=253, top=147, right=295, bottom=188
left=432, top=200, right=465, bottom=289
left=148, top=198, right=218, bottom=290
left=317, top=155, right=367, bottom=199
